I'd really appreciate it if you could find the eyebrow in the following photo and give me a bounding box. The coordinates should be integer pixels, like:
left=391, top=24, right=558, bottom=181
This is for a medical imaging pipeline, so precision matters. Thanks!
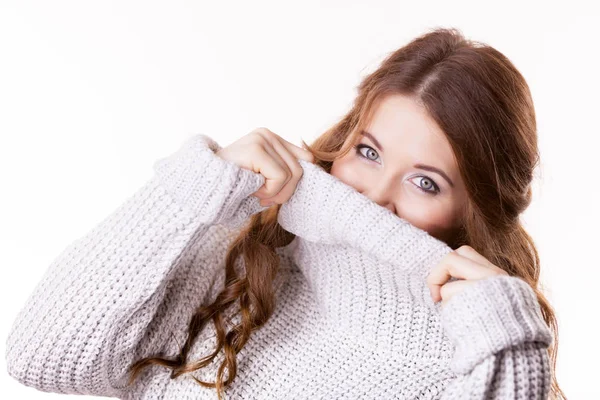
left=360, top=130, right=455, bottom=188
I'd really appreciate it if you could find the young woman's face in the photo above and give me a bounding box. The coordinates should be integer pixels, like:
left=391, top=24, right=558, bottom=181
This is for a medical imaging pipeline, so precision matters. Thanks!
left=330, top=94, right=468, bottom=245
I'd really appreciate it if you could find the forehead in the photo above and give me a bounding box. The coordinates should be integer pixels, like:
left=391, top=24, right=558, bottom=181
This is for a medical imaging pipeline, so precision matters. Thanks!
left=365, top=94, right=456, bottom=169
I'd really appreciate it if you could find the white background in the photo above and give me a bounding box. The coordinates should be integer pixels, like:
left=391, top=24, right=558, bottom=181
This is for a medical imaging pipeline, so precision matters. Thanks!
left=1, top=1, right=598, bottom=398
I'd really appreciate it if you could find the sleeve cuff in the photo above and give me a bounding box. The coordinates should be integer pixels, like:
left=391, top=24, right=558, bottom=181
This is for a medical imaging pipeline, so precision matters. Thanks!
left=440, top=274, right=553, bottom=374
left=152, top=134, right=268, bottom=226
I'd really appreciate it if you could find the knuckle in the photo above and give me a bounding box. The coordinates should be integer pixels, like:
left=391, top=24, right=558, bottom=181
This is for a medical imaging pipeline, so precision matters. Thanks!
left=439, top=284, right=450, bottom=298
left=272, top=168, right=288, bottom=181
left=257, top=127, right=275, bottom=138
left=302, top=149, right=315, bottom=163
left=291, top=163, right=304, bottom=177
left=252, top=132, right=268, bottom=145
left=253, top=127, right=269, bottom=134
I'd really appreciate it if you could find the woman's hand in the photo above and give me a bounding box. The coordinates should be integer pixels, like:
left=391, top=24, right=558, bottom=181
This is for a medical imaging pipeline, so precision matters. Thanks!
left=216, top=127, right=315, bottom=207
left=426, top=245, right=508, bottom=309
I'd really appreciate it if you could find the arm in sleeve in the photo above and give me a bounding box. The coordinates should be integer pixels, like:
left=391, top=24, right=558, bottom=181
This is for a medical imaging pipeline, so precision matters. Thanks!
left=439, top=275, right=553, bottom=399
left=5, top=134, right=268, bottom=397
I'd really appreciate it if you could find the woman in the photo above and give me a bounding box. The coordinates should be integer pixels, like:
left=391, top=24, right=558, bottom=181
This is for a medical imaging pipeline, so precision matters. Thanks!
left=5, top=27, right=565, bottom=399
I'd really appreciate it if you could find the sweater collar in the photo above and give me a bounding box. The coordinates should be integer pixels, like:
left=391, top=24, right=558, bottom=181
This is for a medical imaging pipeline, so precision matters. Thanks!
left=277, top=160, right=453, bottom=276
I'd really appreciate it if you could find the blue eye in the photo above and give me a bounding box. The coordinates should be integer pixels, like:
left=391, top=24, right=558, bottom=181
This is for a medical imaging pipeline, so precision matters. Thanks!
left=354, top=144, right=440, bottom=196
left=409, top=176, right=440, bottom=195
left=354, top=144, right=380, bottom=163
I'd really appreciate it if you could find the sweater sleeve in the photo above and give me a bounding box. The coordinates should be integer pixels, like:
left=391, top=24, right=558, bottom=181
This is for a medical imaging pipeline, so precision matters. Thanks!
left=439, top=275, right=553, bottom=399
left=4, top=134, right=267, bottom=397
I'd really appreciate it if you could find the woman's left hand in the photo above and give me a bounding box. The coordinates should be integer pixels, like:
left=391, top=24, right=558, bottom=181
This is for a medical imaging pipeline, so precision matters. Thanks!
left=426, top=245, right=508, bottom=309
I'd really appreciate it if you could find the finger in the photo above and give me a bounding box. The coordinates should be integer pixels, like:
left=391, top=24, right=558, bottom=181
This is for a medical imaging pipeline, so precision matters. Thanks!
left=259, top=135, right=304, bottom=204
left=432, top=251, right=497, bottom=282
left=427, top=251, right=497, bottom=301
left=276, top=136, right=315, bottom=164
left=256, top=128, right=315, bottom=164
left=454, top=245, right=494, bottom=268
left=439, top=278, right=478, bottom=305
left=251, top=143, right=292, bottom=203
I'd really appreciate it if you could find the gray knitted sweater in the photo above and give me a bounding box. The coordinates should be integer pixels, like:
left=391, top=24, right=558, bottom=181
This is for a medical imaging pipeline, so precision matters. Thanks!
left=5, top=134, right=553, bottom=399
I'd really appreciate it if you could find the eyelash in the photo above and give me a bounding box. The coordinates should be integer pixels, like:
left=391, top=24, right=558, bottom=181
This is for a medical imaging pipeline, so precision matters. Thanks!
left=353, top=144, right=441, bottom=195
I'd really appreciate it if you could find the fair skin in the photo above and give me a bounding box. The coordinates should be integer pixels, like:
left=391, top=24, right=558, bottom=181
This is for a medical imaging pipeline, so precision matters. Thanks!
left=329, top=94, right=508, bottom=307
left=220, top=104, right=508, bottom=307
left=330, top=94, right=467, bottom=245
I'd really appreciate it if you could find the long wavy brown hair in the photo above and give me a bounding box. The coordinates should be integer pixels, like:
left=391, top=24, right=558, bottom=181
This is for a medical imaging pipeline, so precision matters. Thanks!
left=126, top=27, right=566, bottom=399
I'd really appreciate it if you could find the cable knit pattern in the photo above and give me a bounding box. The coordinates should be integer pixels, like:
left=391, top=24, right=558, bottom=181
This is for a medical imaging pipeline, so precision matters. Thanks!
left=5, top=133, right=553, bottom=399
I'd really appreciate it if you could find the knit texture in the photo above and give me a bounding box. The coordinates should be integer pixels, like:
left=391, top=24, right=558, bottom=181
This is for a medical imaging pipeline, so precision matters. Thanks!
left=5, top=133, right=553, bottom=399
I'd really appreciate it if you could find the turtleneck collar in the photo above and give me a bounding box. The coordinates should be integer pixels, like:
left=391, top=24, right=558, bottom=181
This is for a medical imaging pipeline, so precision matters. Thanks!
left=276, top=159, right=453, bottom=278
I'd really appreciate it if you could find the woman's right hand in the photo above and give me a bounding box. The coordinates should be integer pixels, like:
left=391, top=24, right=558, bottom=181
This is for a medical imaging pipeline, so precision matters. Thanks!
left=216, top=127, right=315, bottom=207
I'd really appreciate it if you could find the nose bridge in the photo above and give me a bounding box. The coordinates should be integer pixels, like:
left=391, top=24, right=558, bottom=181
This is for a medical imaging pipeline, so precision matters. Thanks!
left=364, top=174, right=396, bottom=211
